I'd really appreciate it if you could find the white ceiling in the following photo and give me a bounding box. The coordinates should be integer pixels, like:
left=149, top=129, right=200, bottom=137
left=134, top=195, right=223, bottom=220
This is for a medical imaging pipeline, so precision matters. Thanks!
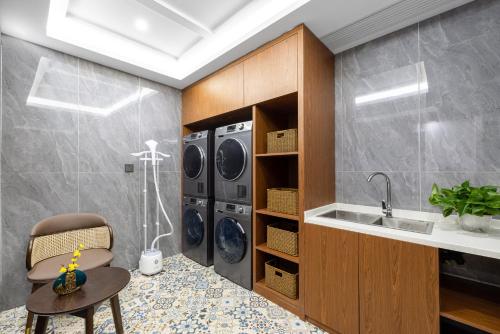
left=0, top=0, right=473, bottom=89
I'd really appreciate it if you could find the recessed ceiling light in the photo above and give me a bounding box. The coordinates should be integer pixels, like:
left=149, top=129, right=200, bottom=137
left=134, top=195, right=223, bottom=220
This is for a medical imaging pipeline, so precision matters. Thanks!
left=134, top=18, right=149, bottom=32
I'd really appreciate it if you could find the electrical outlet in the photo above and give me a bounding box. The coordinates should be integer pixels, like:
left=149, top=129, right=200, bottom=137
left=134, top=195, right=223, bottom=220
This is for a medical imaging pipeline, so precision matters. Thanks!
left=125, top=164, right=134, bottom=173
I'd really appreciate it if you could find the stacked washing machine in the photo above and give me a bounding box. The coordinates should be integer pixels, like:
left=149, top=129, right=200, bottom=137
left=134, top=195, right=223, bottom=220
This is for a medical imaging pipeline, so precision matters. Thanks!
left=213, top=121, right=253, bottom=290
left=182, top=130, right=214, bottom=267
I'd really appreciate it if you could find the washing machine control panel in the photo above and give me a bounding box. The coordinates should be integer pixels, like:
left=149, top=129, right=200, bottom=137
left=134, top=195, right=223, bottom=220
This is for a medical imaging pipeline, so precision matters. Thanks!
left=215, top=201, right=252, bottom=216
left=183, top=196, right=208, bottom=207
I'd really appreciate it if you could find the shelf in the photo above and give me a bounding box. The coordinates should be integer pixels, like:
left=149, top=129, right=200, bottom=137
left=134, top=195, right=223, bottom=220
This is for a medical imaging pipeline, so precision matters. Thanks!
left=255, top=209, right=299, bottom=221
left=256, top=243, right=299, bottom=264
left=254, top=279, right=300, bottom=315
left=440, top=287, right=500, bottom=334
left=256, top=152, right=298, bottom=158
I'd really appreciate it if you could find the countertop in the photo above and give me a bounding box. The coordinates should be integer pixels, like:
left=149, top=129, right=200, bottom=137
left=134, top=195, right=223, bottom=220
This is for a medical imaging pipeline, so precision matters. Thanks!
left=305, top=203, right=500, bottom=260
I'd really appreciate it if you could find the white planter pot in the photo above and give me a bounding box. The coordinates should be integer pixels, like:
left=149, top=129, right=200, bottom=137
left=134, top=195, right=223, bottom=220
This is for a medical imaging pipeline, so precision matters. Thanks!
left=459, top=214, right=492, bottom=233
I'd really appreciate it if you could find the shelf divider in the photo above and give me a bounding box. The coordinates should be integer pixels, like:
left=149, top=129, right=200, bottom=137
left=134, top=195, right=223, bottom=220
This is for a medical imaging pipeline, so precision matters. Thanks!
left=256, top=243, right=300, bottom=263
left=256, top=208, right=299, bottom=221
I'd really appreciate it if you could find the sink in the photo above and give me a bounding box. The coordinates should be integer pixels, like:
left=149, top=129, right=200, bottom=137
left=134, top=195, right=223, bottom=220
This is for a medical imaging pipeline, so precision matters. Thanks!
left=318, top=210, right=380, bottom=225
left=317, top=210, right=434, bottom=234
left=373, top=217, right=434, bottom=234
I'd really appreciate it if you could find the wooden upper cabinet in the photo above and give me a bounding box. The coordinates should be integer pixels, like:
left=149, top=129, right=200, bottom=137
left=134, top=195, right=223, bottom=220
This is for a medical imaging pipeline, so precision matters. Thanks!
left=182, top=63, right=244, bottom=125
left=304, top=224, right=359, bottom=334
left=243, top=34, right=298, bottom=106
left=359, top=234, right=440, bottom=334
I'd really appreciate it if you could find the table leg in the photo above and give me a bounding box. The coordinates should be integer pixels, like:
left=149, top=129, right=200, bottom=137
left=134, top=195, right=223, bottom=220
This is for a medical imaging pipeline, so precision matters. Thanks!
left=25, top=311, right=34, bottom=334
left=34, top=316, right=48, bottom=334
left=85, top=307, right=94, bottom=334
left=110, top=295, right=124, bottom=334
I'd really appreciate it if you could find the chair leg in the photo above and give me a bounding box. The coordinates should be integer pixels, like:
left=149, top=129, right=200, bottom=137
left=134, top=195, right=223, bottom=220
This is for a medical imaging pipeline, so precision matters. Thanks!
left=25, top=283, right=42, bottom=334
left=25, top=312, right=34, bottom=334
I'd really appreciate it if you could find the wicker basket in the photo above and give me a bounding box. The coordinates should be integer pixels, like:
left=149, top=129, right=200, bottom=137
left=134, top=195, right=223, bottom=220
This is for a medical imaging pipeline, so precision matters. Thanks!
left=265, top=259, right=298, bottom=299
left=267, top=222, right=298, bottom=256
left=267, top=129, right=298, bottom=153
left=267, top=188, right=298, bottom=215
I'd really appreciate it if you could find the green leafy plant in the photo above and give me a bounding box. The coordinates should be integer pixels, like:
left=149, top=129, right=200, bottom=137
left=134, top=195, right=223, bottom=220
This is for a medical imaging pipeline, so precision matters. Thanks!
left=429, top=181, right=500, bottom=217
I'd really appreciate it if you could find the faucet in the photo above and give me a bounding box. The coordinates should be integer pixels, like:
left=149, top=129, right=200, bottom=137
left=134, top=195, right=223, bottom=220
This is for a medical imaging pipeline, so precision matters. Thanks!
left=367, top=172, right=392, bottom=218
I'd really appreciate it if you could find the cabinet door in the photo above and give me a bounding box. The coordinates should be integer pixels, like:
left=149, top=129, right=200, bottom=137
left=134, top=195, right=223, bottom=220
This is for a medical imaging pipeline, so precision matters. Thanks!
left=359, top=234, right=439, bottom=334
left=182, top=63, right=244, bottom=125
left=305, top=224, right=359, bottom=334
left=243, top=34, right=298, bottom=105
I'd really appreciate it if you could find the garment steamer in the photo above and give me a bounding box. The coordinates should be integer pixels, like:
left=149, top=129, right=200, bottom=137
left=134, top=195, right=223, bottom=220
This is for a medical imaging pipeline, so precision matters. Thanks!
left=131, top=140, right=174, bottom=275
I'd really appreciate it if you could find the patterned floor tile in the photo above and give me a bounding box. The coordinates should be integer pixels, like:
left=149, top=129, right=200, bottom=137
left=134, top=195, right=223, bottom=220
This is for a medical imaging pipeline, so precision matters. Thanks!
left=0, top=254, right=325, bottom=333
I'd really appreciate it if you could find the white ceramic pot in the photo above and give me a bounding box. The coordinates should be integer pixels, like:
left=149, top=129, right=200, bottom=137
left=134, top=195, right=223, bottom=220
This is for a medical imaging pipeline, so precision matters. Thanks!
left=458, top=214, right=492, bottom=233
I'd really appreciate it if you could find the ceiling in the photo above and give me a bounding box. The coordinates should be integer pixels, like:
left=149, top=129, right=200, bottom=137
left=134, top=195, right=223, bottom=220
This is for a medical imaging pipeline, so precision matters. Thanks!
left=0, top=0, right=473, bottom=89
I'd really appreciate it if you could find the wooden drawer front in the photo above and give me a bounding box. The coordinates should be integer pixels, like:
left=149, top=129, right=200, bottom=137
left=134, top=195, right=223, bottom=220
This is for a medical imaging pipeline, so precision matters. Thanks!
left=359, top=234, right=440, bottom=334
left=243, top=34, right=298, bottom=106
left=183, top=63, right=244, bottom=125
left=304, top=225, right=359, bottom=334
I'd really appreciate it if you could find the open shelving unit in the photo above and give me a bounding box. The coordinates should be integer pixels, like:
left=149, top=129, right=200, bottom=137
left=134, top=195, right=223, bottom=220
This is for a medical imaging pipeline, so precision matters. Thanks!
left=440, top=274, right=500, bottom=333
left=252, top=92, right=303, bottom=314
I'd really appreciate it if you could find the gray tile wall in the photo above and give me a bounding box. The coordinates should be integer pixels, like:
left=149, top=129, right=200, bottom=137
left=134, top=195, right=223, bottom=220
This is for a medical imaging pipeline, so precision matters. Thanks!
left=0, top=35, right=182, bottom=310
left=335, top=0, right=500, bottom=212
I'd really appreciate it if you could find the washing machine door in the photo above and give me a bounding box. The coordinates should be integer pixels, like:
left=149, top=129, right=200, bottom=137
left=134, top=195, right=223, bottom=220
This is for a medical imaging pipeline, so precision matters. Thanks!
left=215, top=217, right=247, bottom=264
left=184, top=208, right=204, bottom=246
left=216, top=138, right=246, bottom=181
left=183, top=144, right=204, bottom=179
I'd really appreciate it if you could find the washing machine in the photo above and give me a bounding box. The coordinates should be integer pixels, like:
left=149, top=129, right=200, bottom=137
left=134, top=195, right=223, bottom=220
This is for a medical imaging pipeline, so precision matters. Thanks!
left=183, top=130, right=213, bottom=198
left=214, top=121, right=252, bottom=204
left=213, top=201, right=252, bottom=290
left=182, top=196, right=213, bottom=267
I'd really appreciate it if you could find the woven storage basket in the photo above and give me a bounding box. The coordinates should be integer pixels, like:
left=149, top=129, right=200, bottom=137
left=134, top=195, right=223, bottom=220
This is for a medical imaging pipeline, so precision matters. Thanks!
left=267, top=222, right=298, bottom=256
left=265, top=259, right=298, bottom=299
left=267, top=188, right=298, bottom=215
left=267, top=129, right=297, bottom=153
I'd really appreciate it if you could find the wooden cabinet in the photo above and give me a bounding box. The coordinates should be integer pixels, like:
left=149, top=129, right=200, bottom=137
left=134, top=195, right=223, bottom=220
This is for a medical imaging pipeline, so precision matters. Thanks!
left=243, top=34, right=298, bottom=106
left=182, top=63, right=244, bottom=125
left=304, top=224, right=359, bottom=334
left=359, top=234, right=440, bottom=334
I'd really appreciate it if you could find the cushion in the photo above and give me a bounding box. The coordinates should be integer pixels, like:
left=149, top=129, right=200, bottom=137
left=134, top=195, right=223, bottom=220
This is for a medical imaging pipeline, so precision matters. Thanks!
left=27, top=248, right=114, bottom=282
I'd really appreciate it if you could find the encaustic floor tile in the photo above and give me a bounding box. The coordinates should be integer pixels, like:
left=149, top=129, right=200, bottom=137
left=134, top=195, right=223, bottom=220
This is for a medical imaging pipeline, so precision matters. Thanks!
left=0, top=254, right=324, bottom=334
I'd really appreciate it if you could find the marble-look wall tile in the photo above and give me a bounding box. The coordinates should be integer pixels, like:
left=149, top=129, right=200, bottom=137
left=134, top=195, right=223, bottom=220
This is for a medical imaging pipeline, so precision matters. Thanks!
left=78, top=172, right=140, bottom=269
left=337, top=0, right=500, bottom=211
left=78, top=60, right=140, bottom=173
left=1, top=36, right=78, bottom=174
left=342, top=171, right=420, bottom=211
left=0, top=36, right=182, bottom=311
left=139, top=78, right=181, bottom=173
left=0, top=172, right=77, bottom=308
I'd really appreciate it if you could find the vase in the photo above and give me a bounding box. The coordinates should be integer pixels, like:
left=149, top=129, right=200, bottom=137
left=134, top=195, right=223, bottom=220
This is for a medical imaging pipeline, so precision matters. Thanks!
left=52, top=269, right=87, bottom=295
left=458, top=214, right=492, bottom=233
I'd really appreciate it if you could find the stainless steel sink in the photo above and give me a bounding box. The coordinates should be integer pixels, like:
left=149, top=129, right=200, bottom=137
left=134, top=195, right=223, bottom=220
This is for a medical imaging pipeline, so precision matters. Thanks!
left=373, top=217, right=434, bottom=234
left=318, top=210, right=380, bottom=225
left=317, top=210, right=434, bottom=234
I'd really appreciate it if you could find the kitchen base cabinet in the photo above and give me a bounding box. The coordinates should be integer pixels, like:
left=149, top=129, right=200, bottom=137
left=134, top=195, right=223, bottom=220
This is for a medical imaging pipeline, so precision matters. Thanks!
left=304, top=224, right=359, bottom=334
left=359, top=234, right=440, bottom=334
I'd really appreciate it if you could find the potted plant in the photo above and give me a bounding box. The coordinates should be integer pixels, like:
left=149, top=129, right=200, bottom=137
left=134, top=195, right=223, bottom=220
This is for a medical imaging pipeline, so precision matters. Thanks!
left=53, top=243, right=87, bottom=295
left=429, top=181, right=500, bottom=232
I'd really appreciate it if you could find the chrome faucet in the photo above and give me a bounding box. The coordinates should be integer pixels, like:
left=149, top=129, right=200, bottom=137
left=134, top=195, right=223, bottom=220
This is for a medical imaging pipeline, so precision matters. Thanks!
left=367, top=172, right=392, bottom=218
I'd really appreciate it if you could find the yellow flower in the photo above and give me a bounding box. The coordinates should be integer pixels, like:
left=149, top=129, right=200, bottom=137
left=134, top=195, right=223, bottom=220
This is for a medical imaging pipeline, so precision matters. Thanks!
left=71, top=257, right=77, bottom=263
left=59, top=266, right=67, bottom=273
left=73, top=250, right=81, bottom=258
left=79, top=243, right=84, bottom=250
left=68, top=263, right=76, bottom=272
left=74, top=263, right=80, bottom=268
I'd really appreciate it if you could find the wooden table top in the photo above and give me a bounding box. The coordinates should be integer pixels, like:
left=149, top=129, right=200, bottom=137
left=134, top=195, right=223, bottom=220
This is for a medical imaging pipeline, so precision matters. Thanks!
left=26, top=267, right=130, bottom=316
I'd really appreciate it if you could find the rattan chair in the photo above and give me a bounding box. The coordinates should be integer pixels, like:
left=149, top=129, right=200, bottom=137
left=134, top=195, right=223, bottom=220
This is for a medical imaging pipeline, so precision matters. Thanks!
left=24, top=213, right=114, bottom=334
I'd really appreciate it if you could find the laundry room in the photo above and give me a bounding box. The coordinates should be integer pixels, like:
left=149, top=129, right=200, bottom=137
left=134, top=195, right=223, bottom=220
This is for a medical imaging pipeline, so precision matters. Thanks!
left=1, top=0, right=500, bottom=333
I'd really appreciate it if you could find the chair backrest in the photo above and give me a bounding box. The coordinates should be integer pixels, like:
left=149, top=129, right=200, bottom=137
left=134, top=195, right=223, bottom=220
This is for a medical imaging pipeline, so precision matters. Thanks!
left=26, top=213, right=113, bottom=270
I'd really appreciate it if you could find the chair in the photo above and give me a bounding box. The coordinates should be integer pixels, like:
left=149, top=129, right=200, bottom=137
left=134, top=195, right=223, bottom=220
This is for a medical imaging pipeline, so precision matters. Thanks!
left=25, top=213, right=114, bottom=334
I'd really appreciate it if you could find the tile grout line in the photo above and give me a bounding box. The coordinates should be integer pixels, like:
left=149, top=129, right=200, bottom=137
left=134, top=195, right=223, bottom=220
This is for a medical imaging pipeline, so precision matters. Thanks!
left=76, top=58, right=79, bottom=213
left=417, top=21, right=422, bottom=212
